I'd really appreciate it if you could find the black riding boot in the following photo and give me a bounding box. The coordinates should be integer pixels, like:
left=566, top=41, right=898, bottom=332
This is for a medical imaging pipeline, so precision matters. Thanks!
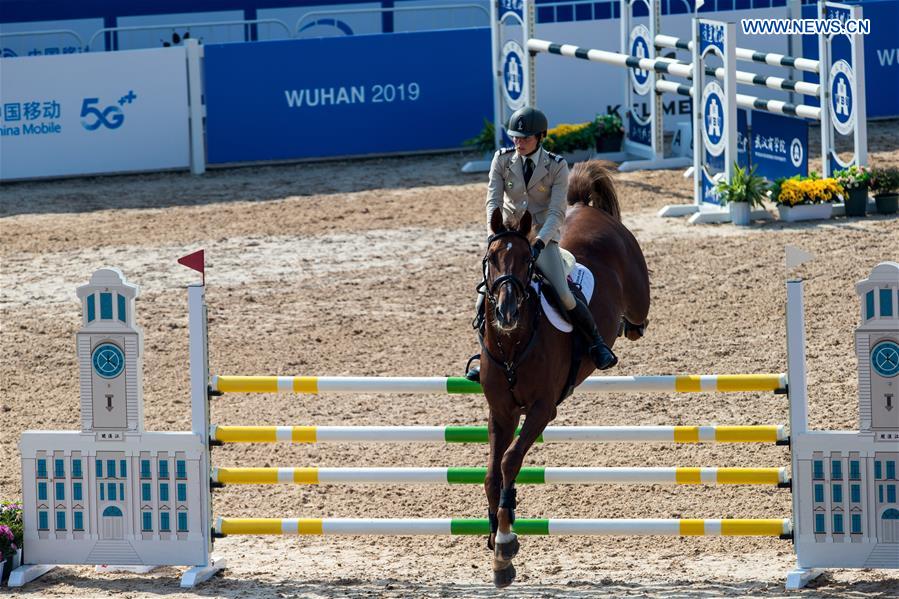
left=567, top=298, right=618, bottom=370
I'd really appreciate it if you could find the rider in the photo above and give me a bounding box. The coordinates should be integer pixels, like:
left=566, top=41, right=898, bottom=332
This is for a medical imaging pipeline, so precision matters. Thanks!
left=466, top=106, right=617, bottom=381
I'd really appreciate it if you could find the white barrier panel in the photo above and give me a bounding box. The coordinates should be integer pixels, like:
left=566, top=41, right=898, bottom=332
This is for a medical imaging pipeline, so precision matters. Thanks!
left=0, top=47, right=190, bottom=180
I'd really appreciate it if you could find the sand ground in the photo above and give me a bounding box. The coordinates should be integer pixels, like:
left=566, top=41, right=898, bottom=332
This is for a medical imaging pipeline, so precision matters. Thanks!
left=1, top=122, right=897, bottom=598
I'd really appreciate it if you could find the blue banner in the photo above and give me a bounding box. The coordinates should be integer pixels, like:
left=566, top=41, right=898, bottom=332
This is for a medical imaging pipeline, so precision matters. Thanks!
left=706, top=108, right=748, bottom=171
left=751, top=110, right=808, bottom=181
left=204, top=28, right=492, bottom=163
left=802, top=0, right=899, bottom=118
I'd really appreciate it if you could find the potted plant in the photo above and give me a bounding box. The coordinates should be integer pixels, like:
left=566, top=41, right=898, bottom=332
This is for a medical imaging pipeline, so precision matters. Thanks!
left=593, top=113, right=624, bottom=153
left=834, top=165, right=870, bottom=217
left=869, top=166, right=899, bottom=214
left=543, top=122, right=595, bottom=163
left=714, top=163, right=768, bottom=226
left=0, top=502, right=23, bottom=584
left=463, top=118, right=496, bottom=157
left=769, top=173, right=843, bottom=222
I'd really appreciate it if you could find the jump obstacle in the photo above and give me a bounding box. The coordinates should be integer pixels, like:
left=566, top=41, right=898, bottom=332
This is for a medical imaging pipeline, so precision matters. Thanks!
left=12, top=258, right=899, bottom=589
left=485, top=0, right=868, bottom=224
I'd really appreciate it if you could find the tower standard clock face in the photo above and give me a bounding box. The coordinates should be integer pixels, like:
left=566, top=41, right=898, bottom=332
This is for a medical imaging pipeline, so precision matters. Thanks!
left=92, top=343, right=125, bottom=379
left=871, top=340, right=899, bottom=378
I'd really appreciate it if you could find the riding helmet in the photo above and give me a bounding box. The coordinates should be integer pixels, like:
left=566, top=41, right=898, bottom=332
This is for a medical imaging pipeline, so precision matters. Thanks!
left=506, top=107, right=548, bottom=138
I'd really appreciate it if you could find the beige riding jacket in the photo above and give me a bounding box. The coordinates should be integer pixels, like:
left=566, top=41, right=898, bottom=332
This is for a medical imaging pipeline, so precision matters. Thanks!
left=485, top=146, right=570, bottom=243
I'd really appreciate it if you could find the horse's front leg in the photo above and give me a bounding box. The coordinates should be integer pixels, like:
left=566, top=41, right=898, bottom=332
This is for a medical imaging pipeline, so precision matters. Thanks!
left=493, top=399, right=557, bottom=588
left=485, top=409, right=517, bottom=552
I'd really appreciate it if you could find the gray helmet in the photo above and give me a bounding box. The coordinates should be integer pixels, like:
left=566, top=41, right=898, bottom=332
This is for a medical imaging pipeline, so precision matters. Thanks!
left=507, top=107, right=548, bottom=138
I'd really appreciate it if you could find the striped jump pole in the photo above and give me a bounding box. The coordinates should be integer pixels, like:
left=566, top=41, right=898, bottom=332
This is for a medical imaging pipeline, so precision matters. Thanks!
left=210, top=424, right=787, bottom=444
left=526, top=39, right=822, bottom=120
left=654, top=34, right=820, bottom=74
left=652, top=54, right=820, bottom=97
left=654, top=79, right=821, bottom=121
left=210, top=374, right=787, bottom=394
left=215, top=517, right=793, bottom=537
left=211, top=466, right=789, bottom=486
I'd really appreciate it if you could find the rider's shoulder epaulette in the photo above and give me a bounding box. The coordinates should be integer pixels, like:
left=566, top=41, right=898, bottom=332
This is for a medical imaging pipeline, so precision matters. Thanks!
left=497, top=147, right=514, bottom=156
left=545, top=151, right=564, bottom=163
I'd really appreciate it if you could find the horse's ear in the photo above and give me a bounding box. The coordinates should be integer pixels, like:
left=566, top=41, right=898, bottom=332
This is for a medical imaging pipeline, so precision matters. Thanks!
left=518, top=210, right=532, bottom=236
left=490, top=208, right=504, bottom=234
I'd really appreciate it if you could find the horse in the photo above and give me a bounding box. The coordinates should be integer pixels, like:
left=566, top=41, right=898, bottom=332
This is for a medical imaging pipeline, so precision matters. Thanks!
left=479, top=160, right=650, bottom=587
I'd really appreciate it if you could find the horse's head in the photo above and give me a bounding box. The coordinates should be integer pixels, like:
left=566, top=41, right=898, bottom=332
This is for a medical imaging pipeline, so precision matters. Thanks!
left=484, top=208, right=534, bottom=332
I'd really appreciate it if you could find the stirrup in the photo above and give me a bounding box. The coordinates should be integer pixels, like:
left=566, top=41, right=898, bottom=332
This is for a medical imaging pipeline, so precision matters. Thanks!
left=464, top=354, right=480, bottom=382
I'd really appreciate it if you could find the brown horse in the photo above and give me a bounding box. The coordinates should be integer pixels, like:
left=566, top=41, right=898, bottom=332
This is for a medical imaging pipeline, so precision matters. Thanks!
left=479, top=161, right=650, bottom=587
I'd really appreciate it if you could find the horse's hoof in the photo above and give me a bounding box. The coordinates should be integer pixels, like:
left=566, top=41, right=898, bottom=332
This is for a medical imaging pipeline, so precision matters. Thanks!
left=494, top=536, right=520, bottom=562
left=493, top=563, right=516, bottom=588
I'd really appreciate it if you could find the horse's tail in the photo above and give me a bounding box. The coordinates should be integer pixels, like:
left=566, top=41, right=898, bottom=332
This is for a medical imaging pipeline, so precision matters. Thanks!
left=566, top=161, right=621, bottom=222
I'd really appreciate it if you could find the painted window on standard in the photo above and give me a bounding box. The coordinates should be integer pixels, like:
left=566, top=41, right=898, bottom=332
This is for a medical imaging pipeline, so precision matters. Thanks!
left=141, top=459, right=151, bottom=479
left=879, top=485, right=884, bottom=503
left=37, top=459, right=47, bottom=478
left=865, top=290, right=874, bottom=320
left=888, top=484, right=897, bottom=504
left=159, top=460, right=169, bottom=479
left=831, top=460, right=842, bottom=480
left=177, top=511, right=188, bottom=532
left=888, top=461, right=896, bottom=480
left=849, top=460, right=860, bottom=480
left=119, top=483, right=124, bottom=499
left=120, top=460, right=127, bottom=477
left=814, top=484, right=824, bottom=502
left=160, top=512, right=171, bottom=531
left=851, top=513, right=862, bottom=534
left=107, top=483, right=116, bottom=501
left=72, top=459, right=82, bottom=479
left=118, top=293, right=127, bottom=322
left=875, top=461, right=882, bottom=479
left=73, top=482, right=83, bottom=501
left=176, top=460, right=187, bottom=479
left=96, top=459, right=103, bottom=478
left=100, top=292, right=113, bottom=319
left=56, top=511, right=66, bottom=530
left=100, top=484, right=105, bottom=501
left=87, top=294, right=96, bottom=322
left=880, top=288, right=894, bottom=317
left=106, top=459, right=116, bottom=478
left=851, top=484, right=860, bottom=503
left=54, top=459, right=65, bottom=478
left=142, top=483, right=151, bottom=502
left=142, top=511, right=152, bottom=532
left=74, top=511, right=84, bottom=531
left=177, top=483, right=187, bottom=502
left=814, top=513, right=825, bottom=533
left=55, top=482, right=65, bottom=501
left=37, top=482, right=47, bottom=501
left=38, top=511, right=48, bottom=530
left=813, top=460, right=824, bottom=479
left=832, top=484, right=843, bottom=503
left=833, top=513, right=844, bottom=534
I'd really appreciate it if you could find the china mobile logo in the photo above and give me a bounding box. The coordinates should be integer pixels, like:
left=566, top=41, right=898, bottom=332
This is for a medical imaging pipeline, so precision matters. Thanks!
left=81, top=91, right=137, bottom=131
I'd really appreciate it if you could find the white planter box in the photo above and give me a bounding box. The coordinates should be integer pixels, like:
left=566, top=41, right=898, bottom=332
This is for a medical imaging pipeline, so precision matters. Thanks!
left=730, top=202, right=752, bottom=226
left=777, top=203, right=834, bottom=222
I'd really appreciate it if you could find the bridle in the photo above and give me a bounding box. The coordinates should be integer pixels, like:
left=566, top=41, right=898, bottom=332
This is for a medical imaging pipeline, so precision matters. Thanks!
left=481, top=229, right=536, bottom=312
left=478, top=228, right=541, bottom=394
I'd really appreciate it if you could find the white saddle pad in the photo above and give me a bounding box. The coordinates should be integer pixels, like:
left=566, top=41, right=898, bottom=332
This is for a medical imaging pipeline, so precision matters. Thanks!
left=529, top=262, right=595, bottom=333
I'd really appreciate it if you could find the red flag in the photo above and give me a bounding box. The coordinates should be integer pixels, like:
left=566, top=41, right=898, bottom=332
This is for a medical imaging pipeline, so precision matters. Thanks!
left=178, top=249, right=205, bottom=285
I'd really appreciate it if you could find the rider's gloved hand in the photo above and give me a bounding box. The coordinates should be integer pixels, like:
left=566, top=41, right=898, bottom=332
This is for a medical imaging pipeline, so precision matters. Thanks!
left=531, top=239, right=545, bottom=262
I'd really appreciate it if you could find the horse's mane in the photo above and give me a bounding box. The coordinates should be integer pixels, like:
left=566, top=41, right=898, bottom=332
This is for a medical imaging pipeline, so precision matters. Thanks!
left=566, top=161, right=621, bottom=222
